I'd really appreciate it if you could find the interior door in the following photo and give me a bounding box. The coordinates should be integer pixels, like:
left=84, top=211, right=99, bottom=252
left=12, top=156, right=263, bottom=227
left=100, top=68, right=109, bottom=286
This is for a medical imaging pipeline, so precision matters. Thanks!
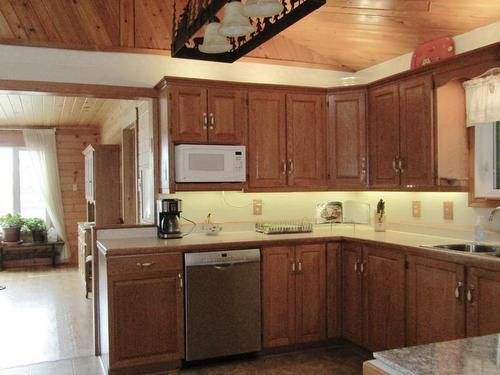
left=399, top=75, right=434, bottom=187
left=207, top=88, right=247, bottom=144
left=295, top=244, right=326, bottom=343
left=262, top=246, right=296, bottom=348
left=369, top=83, right=400, bottom=187
left=327, top=90, right=367, bottom=187
left=247, top=90, right=287, bottom=189
left=286, top=93, right=327, bottom=188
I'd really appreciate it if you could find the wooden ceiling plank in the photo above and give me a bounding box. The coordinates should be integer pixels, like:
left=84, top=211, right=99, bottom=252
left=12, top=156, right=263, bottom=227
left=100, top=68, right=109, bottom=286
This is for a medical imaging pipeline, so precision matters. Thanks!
left=40, top=0, right=89, bottom=45
left=0, top=6, right=15, bottom=39
left=324, top=0, right=431, bottom=12
left=30, top=95, right=43, bottom=126
left=120, top=0, right=135, bottom=47
left=29, top=0, right=67, bottom=43
left=52, top=96, right=65, bottom=127
left=0, top=1, right=28, bottom=40
left=9, top=0, right=50, bottom=42
left=72, top=0, right=114, bottom=46
left=7, top=94, right=24, bottom=126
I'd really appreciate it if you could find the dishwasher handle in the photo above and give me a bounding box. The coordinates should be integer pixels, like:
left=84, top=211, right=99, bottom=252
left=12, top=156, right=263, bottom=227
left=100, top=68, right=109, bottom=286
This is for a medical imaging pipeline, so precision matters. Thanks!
left=213, top=263, right=234, bottom=270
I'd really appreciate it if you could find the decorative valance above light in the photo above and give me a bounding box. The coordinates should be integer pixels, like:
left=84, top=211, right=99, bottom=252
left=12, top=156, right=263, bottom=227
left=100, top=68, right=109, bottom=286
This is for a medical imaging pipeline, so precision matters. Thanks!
left=463, top=68, right=500, bottom=127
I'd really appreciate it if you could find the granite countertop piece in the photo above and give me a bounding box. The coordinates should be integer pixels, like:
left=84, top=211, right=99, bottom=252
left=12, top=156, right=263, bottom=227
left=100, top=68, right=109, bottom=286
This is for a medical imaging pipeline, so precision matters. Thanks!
left=374, top=334, right=500, bottom=375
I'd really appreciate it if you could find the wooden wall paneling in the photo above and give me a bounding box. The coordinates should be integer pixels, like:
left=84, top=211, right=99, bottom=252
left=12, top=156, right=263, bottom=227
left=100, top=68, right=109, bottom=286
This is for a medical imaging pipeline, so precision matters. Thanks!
left=399, top=74, right=434, bottom=187
left=247, top=90, right=287, bottom=189
left=327, top=90, right=367, bottom=187
left=286, top=93, right=327, bottom=188
left=134, top=0, right=172, bottom=50
left=56, top=127, right=100, bottom=264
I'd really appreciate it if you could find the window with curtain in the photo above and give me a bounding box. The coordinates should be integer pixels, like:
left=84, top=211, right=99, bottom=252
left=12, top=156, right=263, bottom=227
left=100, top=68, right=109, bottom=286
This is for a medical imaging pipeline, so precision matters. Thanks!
left=0, top=147, right=47, bottom=219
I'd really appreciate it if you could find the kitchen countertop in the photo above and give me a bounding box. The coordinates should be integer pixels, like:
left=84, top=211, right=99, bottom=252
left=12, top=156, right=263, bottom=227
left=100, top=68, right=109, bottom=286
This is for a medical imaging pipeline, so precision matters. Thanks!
left=374, top=334, right=500, bottom=375
left=96, top=225, right=500, bottom=269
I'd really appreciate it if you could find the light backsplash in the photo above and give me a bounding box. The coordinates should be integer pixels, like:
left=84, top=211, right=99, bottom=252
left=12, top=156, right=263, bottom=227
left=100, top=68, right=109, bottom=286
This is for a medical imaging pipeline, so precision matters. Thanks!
left=158, top=191, right=500, bottom=241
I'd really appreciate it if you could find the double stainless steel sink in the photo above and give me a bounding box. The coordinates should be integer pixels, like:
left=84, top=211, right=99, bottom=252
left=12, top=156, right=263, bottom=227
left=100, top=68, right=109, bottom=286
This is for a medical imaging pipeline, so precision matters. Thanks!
left=422, top=243, right=500, bottom=257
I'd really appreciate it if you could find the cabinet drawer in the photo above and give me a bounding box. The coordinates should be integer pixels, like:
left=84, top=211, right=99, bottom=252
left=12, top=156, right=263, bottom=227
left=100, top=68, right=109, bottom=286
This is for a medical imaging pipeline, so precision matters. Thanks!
left=108, top=253, right=182, bottom=275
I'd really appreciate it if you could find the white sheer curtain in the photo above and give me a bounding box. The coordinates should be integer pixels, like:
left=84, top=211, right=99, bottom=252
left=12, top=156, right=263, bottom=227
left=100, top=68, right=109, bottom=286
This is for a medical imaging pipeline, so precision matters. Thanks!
left=22, top=129, right=69, bottom=262
left=463, top=70, right=500, bottom=126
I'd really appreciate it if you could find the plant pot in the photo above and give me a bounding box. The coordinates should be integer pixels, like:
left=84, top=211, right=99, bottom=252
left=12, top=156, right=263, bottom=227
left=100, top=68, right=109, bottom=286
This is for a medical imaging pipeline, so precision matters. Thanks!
left=2, top=226, right=21, bottom=243
left=31, top=230, right=47, bottom=243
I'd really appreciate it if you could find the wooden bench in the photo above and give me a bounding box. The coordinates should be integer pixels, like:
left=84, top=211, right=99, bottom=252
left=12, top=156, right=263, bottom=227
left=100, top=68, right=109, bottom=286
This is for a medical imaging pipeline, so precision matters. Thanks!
left=0, top=241, right=64, bottom=270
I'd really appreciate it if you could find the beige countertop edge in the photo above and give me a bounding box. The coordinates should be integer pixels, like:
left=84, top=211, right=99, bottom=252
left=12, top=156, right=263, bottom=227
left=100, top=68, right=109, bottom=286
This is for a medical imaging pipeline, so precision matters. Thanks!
left=96, top=231, right=500, bottom=271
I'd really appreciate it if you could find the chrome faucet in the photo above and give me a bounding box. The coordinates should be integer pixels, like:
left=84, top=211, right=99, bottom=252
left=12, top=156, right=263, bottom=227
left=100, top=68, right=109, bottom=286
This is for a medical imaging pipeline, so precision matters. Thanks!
left=488, top=207, right=500, bottom=221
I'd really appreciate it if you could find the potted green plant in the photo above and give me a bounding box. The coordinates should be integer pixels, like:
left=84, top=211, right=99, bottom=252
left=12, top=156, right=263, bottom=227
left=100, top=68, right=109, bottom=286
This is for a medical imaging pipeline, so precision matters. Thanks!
left=0, top=213, right=25, bottom=243
left=24, top=217, right=47, bottom=243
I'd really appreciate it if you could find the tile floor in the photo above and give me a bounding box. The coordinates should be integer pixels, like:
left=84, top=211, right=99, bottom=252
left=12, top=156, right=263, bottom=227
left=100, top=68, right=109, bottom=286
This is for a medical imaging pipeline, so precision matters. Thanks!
left=0, top=266, right=94, bottom=369
left=0, top=356, right=104, bottom=375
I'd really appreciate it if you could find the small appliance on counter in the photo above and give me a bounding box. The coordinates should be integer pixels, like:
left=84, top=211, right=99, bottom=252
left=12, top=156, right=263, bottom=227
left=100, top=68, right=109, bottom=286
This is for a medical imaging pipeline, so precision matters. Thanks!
left=157, top=199, right=183, bottom=239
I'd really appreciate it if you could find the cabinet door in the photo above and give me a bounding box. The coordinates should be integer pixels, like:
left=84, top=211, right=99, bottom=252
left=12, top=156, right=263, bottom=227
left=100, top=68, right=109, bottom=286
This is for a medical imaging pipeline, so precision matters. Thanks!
left=327, top=90, right=367, bottom=187
left=262, top=246, right=296, bottom=348
left=109, top=269, right=184, bottom=368
left=369, top=83, right=400, bottom=187
left=326, top=243, right=341, bottom=339
left=407, top=256, right=465, bottom=345
left=247, top=91, right=287, bottom=189
left=399, top=75, right=434, bottom=187
left=466, top=266, right=500, bottom=337
left=342, top=242, right=364, bottom=346
left=363, top=246, right=405, bottom=351
left=295, top=244, right=326, bottom=343
left=207, top=88, right=247, bottom=144
left=170, top=85, right=207, bottom=143
left=286, top=93, right=327, bottom=188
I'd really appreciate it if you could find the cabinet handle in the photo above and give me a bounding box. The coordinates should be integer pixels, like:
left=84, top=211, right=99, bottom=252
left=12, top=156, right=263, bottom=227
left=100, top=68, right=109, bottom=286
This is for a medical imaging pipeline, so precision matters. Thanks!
left=281, top=160, right=287, bottom=174
left=288, top=159, right=294, bottom=174
left=178, top=273, right=183, bottom=289
left=136, top=262, right=154, bottom=268
left=392, top=157, right=399, bottom=172
left=455, top=281, right=463, bottom=300
left=202, top=112, right=208, bottom=129
left=209, top=113, right=215, bottom=130
left=360, top=262, right=365, bottom=274
left=398, top=157, right=405, bottom=173
left=291, top=262, right=296, bottom=273
left=361, top=156, right=366, bottom=177
left=467, top=286, right=474, bottom=303
left=354, top=261, right=359, bottom=273
left=297, top=260, right=302, bottom=273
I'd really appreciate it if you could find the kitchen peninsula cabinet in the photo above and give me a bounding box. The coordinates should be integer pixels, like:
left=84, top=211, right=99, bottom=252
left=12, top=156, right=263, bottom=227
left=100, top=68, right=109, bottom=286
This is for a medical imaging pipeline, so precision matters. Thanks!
left=369, top=75, right=434, bottom=188
left=327, top=90, right=367, bottom=188
left=170, top=84, right=247, bottom=145
left=262, top=243, right=326, bottom=348
left=342, top=243, right=405, bottom=351
left=407, top=256, right=465, bottom=345
left=98, top=250, right=184, bottom=375
left=248, top=91, right=326, bottom=190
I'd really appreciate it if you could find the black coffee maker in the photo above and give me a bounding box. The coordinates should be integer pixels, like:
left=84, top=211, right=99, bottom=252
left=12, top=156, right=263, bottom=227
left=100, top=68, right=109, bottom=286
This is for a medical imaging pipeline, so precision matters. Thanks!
left=157, top=199, right=183, bottom=239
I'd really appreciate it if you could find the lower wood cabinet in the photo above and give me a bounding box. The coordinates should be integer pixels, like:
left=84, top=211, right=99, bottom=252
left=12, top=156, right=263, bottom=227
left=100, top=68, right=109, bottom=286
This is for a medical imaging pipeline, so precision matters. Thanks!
left=98, top=251, right=184, bottom=375
left=466, top=266, right=500, bottom=337
left=407, top=255, right=465, bottom=345
left=342, top=242, right=405, bottom=351
left=262, top=243, right=326, bottom=348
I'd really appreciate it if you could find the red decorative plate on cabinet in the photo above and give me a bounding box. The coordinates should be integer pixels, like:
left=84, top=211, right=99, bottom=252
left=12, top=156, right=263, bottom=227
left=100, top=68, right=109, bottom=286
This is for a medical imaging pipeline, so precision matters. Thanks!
left=411, top=37, right=455, bottom=69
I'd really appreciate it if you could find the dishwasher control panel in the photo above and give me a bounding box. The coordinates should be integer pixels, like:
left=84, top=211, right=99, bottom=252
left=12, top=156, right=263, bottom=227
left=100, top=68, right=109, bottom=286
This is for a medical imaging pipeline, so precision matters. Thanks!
left=185, top=248, right=260, bottom=266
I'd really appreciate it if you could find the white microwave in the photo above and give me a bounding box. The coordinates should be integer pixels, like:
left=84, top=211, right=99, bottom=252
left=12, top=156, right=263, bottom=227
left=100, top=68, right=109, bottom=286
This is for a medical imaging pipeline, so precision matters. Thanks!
left=174, top=144, right=246, bottom=183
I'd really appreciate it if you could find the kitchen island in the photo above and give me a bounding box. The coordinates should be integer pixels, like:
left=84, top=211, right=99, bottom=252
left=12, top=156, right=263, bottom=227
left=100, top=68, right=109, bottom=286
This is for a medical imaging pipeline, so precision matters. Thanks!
left=365, top=334, right=500, bottom=375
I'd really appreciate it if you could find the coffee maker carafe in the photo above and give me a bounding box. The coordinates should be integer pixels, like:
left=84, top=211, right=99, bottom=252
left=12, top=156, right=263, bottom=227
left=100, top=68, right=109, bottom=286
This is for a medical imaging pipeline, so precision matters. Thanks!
left=157, top=199, right=183, bottom=239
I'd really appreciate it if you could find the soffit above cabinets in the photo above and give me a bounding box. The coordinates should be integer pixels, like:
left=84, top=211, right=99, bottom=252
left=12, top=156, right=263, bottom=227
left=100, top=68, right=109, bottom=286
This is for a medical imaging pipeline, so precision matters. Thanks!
left=0, top=94, right=140, bottom=128
left=0, top=1, right=498, bottom=71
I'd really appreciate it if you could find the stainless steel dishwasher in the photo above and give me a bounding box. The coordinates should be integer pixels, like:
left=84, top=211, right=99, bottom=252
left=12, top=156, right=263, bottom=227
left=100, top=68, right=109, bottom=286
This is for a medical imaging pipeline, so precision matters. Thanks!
left=184, top=248, right=261, bottom=361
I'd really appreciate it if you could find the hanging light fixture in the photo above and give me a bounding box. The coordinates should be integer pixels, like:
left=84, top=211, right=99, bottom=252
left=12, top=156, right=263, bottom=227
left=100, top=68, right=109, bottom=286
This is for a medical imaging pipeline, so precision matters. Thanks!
left=199, top=20, right=232, bottom=54
left=242, top=0, right=284, bottom=18
left=219, top=1, right=255, bottom=37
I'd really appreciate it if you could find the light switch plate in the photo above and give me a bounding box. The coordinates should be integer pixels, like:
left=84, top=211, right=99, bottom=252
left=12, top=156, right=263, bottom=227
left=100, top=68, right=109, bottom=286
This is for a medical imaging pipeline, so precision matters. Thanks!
left=412, top=201, right=421, bottom=218
left=443, top=201, right=454, bottom=220
left=253, top=200, right=262, bottom=215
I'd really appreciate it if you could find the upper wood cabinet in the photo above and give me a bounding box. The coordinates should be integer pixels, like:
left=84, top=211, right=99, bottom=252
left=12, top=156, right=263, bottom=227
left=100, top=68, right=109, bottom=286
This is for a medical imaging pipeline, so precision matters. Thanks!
left=369, top=75, right=434, bottom=188
left=170, top=84, right=247, bottom=145
left=262, top=243, right=326, bottom=348
left=247, top=90, right=327, bottom=190
left=327, top=90, right=367, bottom=188
left=407, top=255, right=465, bottom=345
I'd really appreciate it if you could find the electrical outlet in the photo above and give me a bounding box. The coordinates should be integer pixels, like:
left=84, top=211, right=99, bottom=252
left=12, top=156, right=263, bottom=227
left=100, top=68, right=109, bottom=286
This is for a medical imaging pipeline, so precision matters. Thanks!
left=72, top=184, right=78, bottom=192
left=412, top=201, right=421, bottom=218
left=253, top=200, right=262, bottom=215
left=443, top=201, right=454, bottom=220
